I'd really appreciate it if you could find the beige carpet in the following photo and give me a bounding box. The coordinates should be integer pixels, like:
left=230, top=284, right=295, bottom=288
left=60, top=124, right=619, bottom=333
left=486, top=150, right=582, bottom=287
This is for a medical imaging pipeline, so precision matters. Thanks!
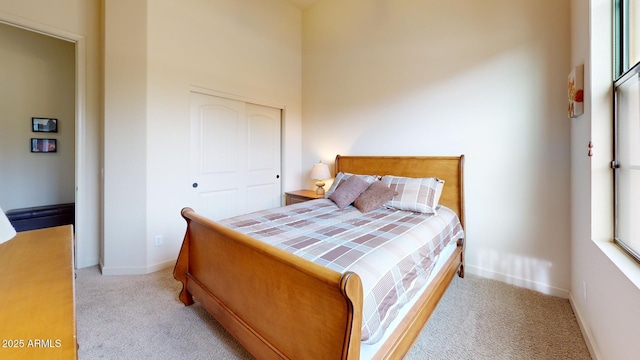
left=75, top=266, right=592, bottom=359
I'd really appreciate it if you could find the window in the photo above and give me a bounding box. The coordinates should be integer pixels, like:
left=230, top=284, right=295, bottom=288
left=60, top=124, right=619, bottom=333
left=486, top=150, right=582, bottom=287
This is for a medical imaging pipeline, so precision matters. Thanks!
left=614, top=68, right=640, bottom=262
left=616, top=0, right=640, bottom=76
left=614, top=0, right=640, bottom=263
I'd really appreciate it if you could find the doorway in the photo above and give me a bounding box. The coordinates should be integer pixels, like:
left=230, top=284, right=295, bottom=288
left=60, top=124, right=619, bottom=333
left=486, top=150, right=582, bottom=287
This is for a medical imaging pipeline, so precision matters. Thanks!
left=0, top=17, right=92, bottom=268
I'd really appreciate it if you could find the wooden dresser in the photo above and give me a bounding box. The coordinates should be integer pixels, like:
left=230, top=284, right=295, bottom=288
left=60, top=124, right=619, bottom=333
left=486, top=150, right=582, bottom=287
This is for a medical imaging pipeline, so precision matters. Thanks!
left=0, top=225, right=77, bottom=359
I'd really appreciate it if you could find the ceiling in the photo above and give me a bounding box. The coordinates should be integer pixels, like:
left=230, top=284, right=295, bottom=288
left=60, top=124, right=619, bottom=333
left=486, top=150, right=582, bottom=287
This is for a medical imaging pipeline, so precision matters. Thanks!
left=287, top=0, right=320, bottom=9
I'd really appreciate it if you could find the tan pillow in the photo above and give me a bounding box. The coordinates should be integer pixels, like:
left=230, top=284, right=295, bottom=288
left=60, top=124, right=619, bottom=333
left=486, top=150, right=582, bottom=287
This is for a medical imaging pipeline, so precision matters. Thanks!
left=354, top=181, right=397, bottom=213
left=329, top=175, right=370, bottom=209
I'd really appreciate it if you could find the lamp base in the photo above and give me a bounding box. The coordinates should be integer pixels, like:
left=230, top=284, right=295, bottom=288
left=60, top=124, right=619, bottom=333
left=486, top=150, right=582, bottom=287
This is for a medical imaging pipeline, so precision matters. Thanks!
left=315, top=180, right=326, bottom=196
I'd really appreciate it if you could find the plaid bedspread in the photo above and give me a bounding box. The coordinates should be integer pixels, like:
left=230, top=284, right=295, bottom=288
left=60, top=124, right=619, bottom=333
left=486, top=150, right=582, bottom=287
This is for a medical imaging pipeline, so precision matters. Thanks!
left=219, top=199, right=464, bottom=344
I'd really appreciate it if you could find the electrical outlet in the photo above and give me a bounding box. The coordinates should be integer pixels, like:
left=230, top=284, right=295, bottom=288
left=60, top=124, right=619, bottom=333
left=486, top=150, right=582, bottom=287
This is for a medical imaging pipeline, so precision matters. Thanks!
left=583, top=281, right=587, bottom=301
left=154, top=235, right=163, bottom=247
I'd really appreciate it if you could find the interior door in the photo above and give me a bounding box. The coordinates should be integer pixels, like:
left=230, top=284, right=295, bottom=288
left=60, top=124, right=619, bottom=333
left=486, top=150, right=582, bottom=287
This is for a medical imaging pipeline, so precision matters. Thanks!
left=189, top=92, right=281, bottom=220
left=245, top=103, right=282, bottom=213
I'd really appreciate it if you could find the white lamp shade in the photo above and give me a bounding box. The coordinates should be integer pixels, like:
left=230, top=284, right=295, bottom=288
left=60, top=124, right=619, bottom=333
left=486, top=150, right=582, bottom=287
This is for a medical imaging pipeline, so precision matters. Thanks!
left=310, top=162, right=331, bottom=180
left=0, top=206, right=16, bottom=244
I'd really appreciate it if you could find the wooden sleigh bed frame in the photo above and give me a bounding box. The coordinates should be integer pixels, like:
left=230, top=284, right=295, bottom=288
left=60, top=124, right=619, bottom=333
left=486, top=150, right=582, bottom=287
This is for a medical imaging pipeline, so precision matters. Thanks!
left=174, top=155, right=466, bottom=359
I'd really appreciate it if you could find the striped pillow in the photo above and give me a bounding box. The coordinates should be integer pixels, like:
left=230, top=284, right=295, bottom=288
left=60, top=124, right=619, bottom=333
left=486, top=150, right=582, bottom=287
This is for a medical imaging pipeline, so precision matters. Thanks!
left=380, top=175, right=444, bottom=214
left=324, top=172, right=379, bottom=199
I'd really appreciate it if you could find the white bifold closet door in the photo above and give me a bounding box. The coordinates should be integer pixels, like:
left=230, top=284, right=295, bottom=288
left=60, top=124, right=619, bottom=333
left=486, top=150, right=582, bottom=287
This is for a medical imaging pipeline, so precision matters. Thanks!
left=189, top=91, right=282, bottom=221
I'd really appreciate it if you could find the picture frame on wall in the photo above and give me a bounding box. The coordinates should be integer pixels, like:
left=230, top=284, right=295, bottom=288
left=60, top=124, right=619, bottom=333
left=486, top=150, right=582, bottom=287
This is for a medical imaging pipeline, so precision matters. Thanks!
left=32, top=117, right=58, bottom=133
left=31, top=138, right=57, bottom=153
left=567, top=64, right=584, bottom=118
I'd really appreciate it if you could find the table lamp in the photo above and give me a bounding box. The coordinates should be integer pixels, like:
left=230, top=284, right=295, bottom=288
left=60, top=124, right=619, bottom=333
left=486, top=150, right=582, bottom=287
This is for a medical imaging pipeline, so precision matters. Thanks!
left=310, top=161, right=331, bottom=196
left=0, top=206, right=16, bottom=244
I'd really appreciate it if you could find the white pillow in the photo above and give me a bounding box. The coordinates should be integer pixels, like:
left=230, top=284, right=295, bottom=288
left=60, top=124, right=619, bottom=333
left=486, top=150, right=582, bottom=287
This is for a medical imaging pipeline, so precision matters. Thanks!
left=380, top=175, right=444, bottom=214
left=434, top=178, right=445, bottom=207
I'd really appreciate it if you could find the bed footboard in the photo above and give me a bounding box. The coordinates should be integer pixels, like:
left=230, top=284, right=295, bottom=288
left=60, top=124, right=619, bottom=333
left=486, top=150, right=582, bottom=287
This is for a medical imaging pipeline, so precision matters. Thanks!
left=174, top=207, right=363, bottom=360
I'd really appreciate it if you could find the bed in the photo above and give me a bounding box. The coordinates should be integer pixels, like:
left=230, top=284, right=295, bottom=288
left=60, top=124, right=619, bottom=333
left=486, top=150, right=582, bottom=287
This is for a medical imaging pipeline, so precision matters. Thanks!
left=174, top=155, right=466, bottom=359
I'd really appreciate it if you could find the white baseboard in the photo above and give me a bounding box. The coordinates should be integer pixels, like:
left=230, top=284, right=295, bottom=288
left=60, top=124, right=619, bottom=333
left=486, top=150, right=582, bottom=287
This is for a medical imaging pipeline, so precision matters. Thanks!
left=99, top=258, right=175, bottom=275
left=76, top=257, right=99, bottom=269
left=146, top=258, right=176, bottom=273
left=466, top=264, right=570, bottom=298
left=569, top=292, right=601, bottom=360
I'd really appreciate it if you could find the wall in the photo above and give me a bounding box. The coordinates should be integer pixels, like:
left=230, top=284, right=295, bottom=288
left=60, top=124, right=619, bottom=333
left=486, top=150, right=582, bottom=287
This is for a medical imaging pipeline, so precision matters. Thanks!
left=570, top=1, right=640, bottom=359
left=102, top=0, right=303, bottom=274
left=0, top=0, right=102, bottom=268
left=302, top=0, right=572, bottom=296
left=0, top=23, right=75, bottom=210
left=102, top=0, right=148, bottom=273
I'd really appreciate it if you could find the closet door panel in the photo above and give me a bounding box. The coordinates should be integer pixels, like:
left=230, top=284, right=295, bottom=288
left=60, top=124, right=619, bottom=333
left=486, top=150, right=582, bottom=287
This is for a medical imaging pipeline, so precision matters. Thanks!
left=189, top=92, right=281, bottom=220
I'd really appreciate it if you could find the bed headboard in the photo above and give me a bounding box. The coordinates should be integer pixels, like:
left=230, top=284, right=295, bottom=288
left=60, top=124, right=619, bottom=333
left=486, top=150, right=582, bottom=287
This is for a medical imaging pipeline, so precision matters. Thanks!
left=334, top=155, right=465, bottom=228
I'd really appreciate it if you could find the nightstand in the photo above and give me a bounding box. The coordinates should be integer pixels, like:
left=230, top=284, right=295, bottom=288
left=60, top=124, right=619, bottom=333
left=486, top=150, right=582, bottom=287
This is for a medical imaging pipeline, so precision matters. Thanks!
left=285, top=190, right=324, bottom=205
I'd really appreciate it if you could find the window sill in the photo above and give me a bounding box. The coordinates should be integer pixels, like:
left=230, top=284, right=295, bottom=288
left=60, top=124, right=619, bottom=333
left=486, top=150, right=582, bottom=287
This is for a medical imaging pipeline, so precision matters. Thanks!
left=594, top=238, right=640, bottom=290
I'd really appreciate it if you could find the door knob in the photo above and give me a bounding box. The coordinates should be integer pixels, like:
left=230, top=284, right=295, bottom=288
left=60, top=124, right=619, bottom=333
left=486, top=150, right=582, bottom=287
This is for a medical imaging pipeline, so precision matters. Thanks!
left=192, top=183, right=198, bottom=188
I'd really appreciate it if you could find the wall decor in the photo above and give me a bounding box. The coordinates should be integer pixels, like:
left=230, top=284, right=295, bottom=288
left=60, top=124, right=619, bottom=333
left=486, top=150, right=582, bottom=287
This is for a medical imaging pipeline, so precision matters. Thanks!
left=32, top=117, right=58, bottom=133
left=567, top=64, right=584, bottom=118
left=31, top=138, right=57, bottom=153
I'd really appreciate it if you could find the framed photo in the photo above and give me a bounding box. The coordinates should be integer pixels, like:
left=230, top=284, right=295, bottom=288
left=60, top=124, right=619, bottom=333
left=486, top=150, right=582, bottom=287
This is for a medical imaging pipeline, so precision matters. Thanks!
left=31, top=138, right=57, bottom=153
left=32, top=117, right=58, bottom=133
